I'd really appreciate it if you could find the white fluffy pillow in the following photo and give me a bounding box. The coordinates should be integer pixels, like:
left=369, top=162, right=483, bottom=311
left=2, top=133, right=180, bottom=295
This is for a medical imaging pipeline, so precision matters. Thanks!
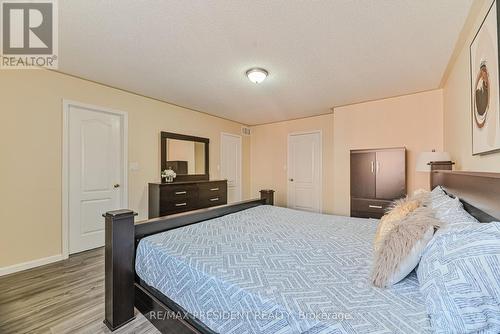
left=373, top=197, right=422, bottom=253
left=372, top=207, right=440, bottom=288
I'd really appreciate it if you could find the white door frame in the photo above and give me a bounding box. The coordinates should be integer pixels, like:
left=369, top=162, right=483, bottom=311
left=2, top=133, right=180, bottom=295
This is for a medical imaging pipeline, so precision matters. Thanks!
left=287, top=130, right=323, bottom=213
left=62, top=100, right=128, bottom=259
left=220, top=132, right=242, bottom=202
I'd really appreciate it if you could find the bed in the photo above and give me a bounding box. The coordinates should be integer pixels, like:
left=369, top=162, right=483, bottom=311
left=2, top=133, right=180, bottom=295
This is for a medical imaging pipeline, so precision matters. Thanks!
left=103, top=171, right=500, bottom=334
left=136, top=206, right=430, bottom=333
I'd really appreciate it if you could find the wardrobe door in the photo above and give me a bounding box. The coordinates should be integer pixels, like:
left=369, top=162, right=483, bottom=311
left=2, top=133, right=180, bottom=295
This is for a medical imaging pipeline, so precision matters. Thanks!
left=350, top=152, right=376, bottom=199
left=375, top=149, right=406, bottom=199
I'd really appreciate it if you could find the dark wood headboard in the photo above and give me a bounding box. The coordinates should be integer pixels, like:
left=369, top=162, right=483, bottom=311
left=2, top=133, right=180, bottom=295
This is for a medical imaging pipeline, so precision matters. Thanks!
left=431, top=171, right=500, bottom=223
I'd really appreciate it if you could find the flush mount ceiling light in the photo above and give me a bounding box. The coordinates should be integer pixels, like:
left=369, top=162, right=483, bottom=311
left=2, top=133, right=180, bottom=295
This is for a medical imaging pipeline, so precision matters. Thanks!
left=246, top=68, right=268, bottom=84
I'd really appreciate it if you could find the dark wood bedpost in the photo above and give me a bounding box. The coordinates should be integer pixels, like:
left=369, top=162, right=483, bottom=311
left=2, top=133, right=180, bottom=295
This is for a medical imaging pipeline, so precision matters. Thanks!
left=103, top=209, right=137, bottom=331
left=260, top=189, right=275, bottom=205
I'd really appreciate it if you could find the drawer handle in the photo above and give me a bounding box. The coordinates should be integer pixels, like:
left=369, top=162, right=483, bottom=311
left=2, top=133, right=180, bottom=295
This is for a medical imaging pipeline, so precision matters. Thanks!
left=369, top=205, right=383, bottom=209
left=175, top=191, right=187, bottom=195
left=210, top=197, right=219, bottom=202
left=210, top=188, right=219, bottom=191
left=175, top=202, right=187, bottom=207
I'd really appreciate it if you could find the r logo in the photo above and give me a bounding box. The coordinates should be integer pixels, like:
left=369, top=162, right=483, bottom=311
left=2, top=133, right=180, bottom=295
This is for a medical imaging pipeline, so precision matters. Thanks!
left=2, top=2, right=53, bottom=55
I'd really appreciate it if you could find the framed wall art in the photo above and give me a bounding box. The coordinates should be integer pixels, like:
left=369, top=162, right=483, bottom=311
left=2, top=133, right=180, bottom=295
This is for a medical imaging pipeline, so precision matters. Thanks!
left=470, top=0, right=500, bottom=155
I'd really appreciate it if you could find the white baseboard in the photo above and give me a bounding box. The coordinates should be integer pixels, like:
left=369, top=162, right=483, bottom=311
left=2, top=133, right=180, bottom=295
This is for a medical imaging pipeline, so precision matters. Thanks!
left=0, top=254, right=66, bottom=277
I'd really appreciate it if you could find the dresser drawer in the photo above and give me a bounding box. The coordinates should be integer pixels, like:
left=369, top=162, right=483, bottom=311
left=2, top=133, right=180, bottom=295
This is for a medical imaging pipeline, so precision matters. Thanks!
left=160, top=185, right=197, bottom=200
left=198, top=186, right=225, bottom=198
left=160, top=198, right=197, bottom=216
left=199, top=195, right=227, bottom=208
left=198, top=181, right=227, bottom=207
left=148, top=180, right=228, bottom=219
left=351, top=198, right=392, bottom=218
left=198, top=181, right=226, bottom=197
left=160, top=185, right=197, bottom=216
left=198, top=181, right=226, bottom=192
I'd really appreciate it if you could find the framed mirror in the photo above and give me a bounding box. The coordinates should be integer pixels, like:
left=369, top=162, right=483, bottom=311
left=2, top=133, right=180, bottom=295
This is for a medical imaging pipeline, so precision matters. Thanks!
left=160, top=132, right=209, bottom=182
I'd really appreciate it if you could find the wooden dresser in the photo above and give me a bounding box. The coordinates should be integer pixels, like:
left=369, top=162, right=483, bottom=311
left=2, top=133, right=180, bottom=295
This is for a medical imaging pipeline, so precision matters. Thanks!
left=148, top=180, right=227, bottom=218
left=350, top=147, right=406, bottom=219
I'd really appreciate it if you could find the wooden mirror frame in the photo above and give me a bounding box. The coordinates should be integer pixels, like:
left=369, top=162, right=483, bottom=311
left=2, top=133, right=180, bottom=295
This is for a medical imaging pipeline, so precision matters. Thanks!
left=160, top=132, right=209, bottom=182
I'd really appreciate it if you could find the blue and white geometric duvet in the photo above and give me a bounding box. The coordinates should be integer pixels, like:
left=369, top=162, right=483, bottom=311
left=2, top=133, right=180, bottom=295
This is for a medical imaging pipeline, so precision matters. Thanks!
left=136, top=205, right=431, bottom=333
left=417, top=222, right=500, bottom=333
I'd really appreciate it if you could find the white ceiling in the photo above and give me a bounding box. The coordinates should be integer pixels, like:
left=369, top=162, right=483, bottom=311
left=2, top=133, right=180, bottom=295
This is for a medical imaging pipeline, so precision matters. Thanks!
left=59, top=0, right=473, bottom=125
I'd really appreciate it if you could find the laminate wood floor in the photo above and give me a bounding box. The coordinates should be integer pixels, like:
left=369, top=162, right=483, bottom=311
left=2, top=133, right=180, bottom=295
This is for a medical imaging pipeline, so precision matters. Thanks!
left=0, top=248, right=160, bottom=334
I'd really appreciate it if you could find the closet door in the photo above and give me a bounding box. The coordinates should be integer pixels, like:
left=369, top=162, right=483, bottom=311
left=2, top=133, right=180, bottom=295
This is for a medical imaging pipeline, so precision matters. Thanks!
left=350, top=152, right=376, bottom=199
left=375, top=149, right=406, bottom=199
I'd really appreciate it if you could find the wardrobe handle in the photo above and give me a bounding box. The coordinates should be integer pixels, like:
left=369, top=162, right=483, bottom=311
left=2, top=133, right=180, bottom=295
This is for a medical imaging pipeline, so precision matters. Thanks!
left=210, top=197, right=219, bottom=202
left=175, top=202, right=187, bottom=207
left=369, top=205, right=383, bottom=209
left=370, top=161, right=374, bottom=174
left=210, top=188, right=219, bottom=191
left=376, top=161, right=380, bottom=174
left=175, top=191, right=187, bottom=195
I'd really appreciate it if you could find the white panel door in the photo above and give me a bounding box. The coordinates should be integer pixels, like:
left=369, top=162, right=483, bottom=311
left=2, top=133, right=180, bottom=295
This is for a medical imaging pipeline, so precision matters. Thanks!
left=220, top=133, right=242, bottom=203
left=68, top=105, right=124, bottom=254
left=287, top=132, right=322, bottom=212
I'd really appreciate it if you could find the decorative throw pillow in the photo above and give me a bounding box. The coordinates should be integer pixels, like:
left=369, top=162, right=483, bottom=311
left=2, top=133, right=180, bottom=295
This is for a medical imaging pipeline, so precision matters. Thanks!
left=417, top=222, right=500, bottom=333
left=372, top=207, right=440, bottom=288
left=434, top=196, right=479, bottom=226
left=430, top=185, right=453, bottom=209
left=373, top=191, right=429, bottom=252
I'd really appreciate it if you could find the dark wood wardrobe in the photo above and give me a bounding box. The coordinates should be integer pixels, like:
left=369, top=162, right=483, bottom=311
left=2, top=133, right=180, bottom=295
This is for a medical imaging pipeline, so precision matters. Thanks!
left=350, top=147, right=406, bottom=219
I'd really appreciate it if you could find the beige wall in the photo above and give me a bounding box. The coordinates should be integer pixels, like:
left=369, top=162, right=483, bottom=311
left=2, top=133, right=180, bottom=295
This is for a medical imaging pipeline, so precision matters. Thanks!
left=333, top=90, right=444, bottom=215
left=443, top=0, right=500, bottom=171
left=250, top=89, right=443, bottom=216
left=0, top=70, right=250, bottom=268
left=250, top=114, right=335, bottom=213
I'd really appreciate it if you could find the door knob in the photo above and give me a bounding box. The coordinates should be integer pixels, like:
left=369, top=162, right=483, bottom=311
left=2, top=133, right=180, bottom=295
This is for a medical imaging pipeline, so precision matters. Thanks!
left=113, top=184, right=120, bottom=188
left=289, top=178, right=294, bottom=182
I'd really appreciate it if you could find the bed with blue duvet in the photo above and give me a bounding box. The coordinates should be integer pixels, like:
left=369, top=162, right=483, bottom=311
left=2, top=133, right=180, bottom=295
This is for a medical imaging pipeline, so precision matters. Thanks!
left=135, top=205, right=431, bottom=333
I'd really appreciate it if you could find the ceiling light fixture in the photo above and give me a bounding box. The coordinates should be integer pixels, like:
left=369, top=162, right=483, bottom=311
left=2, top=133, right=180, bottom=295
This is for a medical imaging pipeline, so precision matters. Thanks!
left=246, top=68, right=268, bottom=84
